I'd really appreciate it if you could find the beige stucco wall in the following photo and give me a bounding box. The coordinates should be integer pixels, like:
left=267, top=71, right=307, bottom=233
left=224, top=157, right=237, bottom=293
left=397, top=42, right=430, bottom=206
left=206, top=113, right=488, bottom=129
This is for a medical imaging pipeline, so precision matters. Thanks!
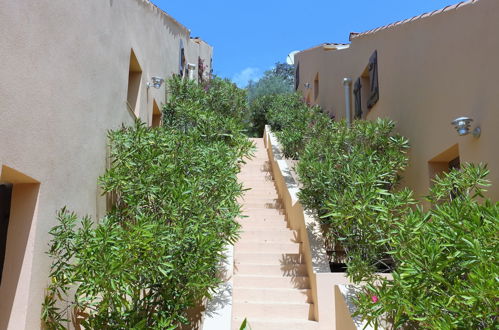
left=0, top=0, right=212, bottom=328
left=296, top=0, right=499, bottom=201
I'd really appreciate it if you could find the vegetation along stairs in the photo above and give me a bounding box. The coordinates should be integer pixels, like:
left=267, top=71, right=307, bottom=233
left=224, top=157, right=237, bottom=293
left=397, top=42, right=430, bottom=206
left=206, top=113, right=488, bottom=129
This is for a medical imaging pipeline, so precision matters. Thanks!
left=231, top=138, right=318, bottom=330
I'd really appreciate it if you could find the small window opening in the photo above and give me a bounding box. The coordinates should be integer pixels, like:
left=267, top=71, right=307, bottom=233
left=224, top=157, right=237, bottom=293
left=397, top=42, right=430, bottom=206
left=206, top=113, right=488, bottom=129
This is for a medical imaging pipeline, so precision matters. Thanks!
left=314, top=73, right=319, bottom=100
left=428, top=144, right=461, bottom=198
left=366, top=50, right=379, bottom=110
left=127, top=49, right=142, bottom=117
left=179, top=40, right=186, bottom=77
left=0, top=183, right=12, bottom=285
left=152, top=100, right=161, bottom=128
left=360, top=67, right=371, bottom=115
left=359, top=50, right=380, bottom=114
left=0, top=165, right=39, bottom=327
left=306, top=92, right=311, bottom=106
left=198, top=57, right=205, bottom=83
left=353, top=77, right=362, bottom=119
left=295, top=63, right=300, bottom=91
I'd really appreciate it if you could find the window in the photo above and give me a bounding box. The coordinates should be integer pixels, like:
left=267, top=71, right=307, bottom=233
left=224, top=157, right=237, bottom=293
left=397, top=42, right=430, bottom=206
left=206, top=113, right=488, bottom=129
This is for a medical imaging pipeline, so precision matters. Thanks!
left=198, top=57, right=205, bottom=83
left=314, top=73, right=319, bottom=100
left=0, top=165, right=39, bottom=326
left=366, top=50, right=379, bottom=110
left=179, top=40, right=185, bottom=77
left=210, top=57, right=213, bottom=78
left=357, top=50, right=380, bottom=116
left=127, top=49, right=142, bottom=117
left=353, top=78, right=362, bottom=119
left=0, top=183, right=12, bottom=285
left=428, top=144, right=460, bottom=188
left=295, top=63, right=300, bottom=90
left=152, top=100, right=161, bottom=128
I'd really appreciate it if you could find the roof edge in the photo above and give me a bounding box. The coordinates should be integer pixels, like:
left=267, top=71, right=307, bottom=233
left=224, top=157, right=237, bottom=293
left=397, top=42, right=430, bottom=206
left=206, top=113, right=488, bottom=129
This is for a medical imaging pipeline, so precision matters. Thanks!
left=139, top=0, right=191, bottom=36
left=350, top=0, right=479, bottom=41
left=298, top=43, right=350, bottom=54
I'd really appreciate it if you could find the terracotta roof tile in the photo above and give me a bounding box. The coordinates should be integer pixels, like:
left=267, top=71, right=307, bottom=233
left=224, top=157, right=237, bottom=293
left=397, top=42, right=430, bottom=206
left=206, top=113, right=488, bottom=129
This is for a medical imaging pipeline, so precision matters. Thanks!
left=349, top=0, right=479, bottom=41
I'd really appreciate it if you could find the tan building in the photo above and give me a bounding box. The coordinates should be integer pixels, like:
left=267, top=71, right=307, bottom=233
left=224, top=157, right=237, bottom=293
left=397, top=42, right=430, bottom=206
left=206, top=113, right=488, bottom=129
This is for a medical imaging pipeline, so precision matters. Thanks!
left=0, top=0, right=212, bottom=328
left=295, top=0, right=499, bottom=202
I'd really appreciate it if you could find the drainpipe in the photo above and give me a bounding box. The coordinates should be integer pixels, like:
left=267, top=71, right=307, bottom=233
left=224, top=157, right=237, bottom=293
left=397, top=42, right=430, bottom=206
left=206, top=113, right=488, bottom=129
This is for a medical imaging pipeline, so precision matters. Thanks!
left=342, top=78, right=352, bottom=127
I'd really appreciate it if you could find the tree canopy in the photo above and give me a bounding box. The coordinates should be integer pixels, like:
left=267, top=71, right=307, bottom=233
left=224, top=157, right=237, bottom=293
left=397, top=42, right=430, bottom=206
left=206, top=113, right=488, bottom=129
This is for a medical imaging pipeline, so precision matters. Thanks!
left=246, top=62, right=295, bottom=105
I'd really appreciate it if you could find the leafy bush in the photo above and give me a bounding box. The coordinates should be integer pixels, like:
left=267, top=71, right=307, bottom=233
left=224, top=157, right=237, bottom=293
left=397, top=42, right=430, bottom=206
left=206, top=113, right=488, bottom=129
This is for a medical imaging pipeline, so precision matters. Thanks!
left=263, top=92, right=329, bottom=158
left=247, top=94, right=274, bottom=137
left=42, top=77, right=252, bottom=328
left=355, top=164, right=499, bottom=329
left=296, top=119, right=412, bottom=281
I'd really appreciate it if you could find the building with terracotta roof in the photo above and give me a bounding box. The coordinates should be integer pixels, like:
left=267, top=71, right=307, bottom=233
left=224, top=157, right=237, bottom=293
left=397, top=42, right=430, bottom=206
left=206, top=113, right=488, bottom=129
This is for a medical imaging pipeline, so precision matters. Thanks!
left=295, top=0, right=499, bottom=201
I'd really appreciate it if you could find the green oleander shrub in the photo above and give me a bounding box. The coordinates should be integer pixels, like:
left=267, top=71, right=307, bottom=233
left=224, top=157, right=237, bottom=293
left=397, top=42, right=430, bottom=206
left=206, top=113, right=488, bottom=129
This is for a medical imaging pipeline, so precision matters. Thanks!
left=260, top=92, right=498, bottom=326
left=355, top=164, right=499, bottom=329
left=296, top=119, right=413, bottom=281
left=247, top=94, right=274, bottom=137
left=42, top=77, right=253, bottom=329
left=263, top=92, right=329, bottom=158
left=163, top=76, right=251, bottom=156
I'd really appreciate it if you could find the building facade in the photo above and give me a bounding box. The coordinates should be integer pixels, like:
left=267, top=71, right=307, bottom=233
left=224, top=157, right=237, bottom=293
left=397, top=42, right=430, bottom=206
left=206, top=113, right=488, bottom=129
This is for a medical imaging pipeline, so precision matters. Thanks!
left=0, top=0, right=212, bottom=328
left=295, top=0, right=499, bottom=201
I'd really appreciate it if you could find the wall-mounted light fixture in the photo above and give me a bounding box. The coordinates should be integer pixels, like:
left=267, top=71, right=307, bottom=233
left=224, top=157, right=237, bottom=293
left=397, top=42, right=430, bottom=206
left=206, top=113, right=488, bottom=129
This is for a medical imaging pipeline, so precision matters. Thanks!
left=451, top=116, right=481, bottom=138
left=304, top=82, right=311, bottom=89
left=147, top=76, right=164, bottom=89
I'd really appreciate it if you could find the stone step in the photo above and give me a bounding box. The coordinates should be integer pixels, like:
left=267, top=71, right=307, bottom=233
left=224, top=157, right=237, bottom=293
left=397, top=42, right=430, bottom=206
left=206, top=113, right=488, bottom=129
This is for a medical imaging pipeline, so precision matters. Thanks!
left=234, top=263, right=308, bottom=277
left=238, top=182, right=275, bottom=188
left=238, top=174, right=271, bottom=178
left=232, top=317, right=318, bottom=330
left=239, top=222, right=288, bottom=231
left=235, top=242, right=300, bottom=254
left=233, top=287, right=311, bottom=304
left=241, top=202, right=282, bottom=210
left=241, top=191, right=279, bottom=198
left=240, top=208, right=284, bottom=215
left=239, top=230, right=299, bottom=243
left=233, top=274, right=310, bottom=290
left=238, top=215, right=287, bottom=224
left=232, top=301, right=313, bottom=320
left=238, top=197, right=280, bottom=205
left=234, top=253, right=305, bottom=266
left=242, top=187, right=277, bottom=192
left=239, top=211, right=285, bottom=219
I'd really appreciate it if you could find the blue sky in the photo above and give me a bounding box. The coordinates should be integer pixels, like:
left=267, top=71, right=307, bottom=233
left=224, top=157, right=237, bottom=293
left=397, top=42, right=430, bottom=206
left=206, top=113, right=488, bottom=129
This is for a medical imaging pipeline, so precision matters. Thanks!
left=155, top=0, right=459, bottom=87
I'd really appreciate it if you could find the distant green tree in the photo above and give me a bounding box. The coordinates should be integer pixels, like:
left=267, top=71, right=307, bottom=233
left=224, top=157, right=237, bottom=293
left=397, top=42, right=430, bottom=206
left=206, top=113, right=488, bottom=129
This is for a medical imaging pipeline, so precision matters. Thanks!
left=246, top=62, right=296, bottom=136
left=246, top=62, right=294, bottom=105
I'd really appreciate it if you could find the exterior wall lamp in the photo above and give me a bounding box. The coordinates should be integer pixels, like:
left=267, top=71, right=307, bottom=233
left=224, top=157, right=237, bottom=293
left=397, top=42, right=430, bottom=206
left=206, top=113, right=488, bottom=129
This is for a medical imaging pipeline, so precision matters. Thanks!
left=451, top=117, right=481, bottom=138
left=147, top=76, right=164, bottom=89
left=304, top=82, right=311, bottom=89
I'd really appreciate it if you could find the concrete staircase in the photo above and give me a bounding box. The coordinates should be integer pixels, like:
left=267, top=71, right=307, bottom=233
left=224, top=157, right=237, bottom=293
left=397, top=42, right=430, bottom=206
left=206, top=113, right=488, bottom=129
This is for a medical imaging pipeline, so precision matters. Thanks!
left=232, top=138, right=318, bottom=330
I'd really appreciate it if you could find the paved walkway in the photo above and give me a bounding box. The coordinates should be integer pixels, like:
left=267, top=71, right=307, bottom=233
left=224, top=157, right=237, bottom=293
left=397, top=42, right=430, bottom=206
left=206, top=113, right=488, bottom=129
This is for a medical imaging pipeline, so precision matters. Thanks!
left=231, top=138, right=318, bottom=330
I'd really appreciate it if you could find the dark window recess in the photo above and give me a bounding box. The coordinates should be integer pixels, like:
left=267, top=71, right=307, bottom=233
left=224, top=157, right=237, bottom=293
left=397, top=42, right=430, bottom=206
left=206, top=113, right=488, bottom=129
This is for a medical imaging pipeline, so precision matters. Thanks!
left=314, top=73, right=319, bottom=100
left=449, top=156, right=461, bottom=170
left=353, top=78, right=362, bottom=119
left=198, top=57, right=205, bottom=83
left=449, top=157, right=461, bottom=200
left=0, top=183, right=12, bottom=284
left=367, top=50, right=379, bottom=109
left=295, top=63, right=300, bottom=90
left=179, top=40, right=185, bottom=77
